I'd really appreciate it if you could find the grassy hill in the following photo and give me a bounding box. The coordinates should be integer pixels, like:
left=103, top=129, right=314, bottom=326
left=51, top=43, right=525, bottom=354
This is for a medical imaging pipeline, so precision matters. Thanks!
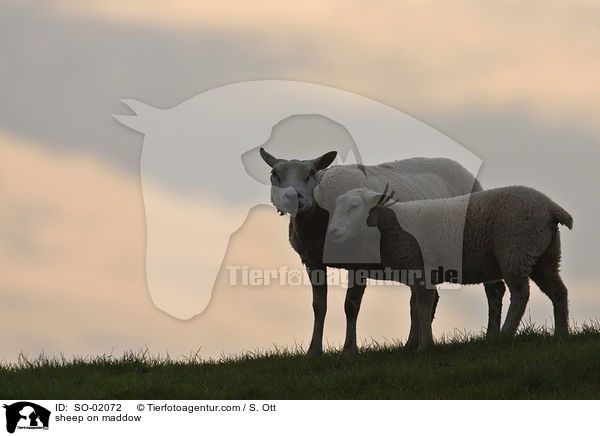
left=2, top=324, right=600, bottom=399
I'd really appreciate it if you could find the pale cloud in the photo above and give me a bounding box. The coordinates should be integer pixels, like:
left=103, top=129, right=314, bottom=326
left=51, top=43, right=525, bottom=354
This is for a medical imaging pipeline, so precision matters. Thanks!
left=51, top=0, right=600, bottom=125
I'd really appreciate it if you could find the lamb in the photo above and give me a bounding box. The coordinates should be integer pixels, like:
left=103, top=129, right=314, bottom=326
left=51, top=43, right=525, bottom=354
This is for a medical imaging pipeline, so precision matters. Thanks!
left=259, top=147, right=506, bottom=355
left=328, top=185, right=573, bottom=350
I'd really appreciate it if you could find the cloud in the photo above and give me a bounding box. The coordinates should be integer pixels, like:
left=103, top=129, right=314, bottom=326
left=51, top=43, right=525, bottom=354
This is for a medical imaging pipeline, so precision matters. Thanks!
left=1, top=1, right=599, bottom=362
left=0, top=130, right=396, bottom=361
left=50, top=0, right=600, bottom=126
left=0, top=130, right=597, bottom=363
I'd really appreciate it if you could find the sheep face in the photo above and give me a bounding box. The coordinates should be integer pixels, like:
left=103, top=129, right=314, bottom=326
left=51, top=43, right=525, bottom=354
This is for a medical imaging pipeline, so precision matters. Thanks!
left=328, top=188, right=377, bottom=243
left=259, top=147, right=337, bottom=215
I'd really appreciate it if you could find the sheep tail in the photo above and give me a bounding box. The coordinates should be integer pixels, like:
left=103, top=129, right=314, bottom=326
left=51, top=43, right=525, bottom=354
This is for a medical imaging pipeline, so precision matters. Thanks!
left=552, top=204, right=573, bottom=230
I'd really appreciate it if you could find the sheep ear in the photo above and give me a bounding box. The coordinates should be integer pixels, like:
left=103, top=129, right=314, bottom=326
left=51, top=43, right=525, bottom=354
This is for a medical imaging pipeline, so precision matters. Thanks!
left=312, top=151, right=337, bottom=170
left=366, top=207, right=380, bottom=228
left=259, top=147, right=281, bottom=168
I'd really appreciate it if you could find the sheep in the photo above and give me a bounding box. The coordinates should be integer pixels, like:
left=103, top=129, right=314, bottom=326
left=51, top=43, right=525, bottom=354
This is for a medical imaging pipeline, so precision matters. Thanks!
left=259, top=147, right=505, bottom=355
left=328, top=185, right=573, bottom=350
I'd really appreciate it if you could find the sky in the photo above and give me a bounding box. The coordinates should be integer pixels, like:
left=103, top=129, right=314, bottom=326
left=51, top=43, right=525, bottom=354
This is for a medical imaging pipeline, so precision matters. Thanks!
left=1, top=0, right=599, bottom=362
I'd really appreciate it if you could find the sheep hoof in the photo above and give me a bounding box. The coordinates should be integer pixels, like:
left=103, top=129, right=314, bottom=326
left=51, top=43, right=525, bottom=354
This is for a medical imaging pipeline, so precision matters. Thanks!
left=404, top=338, right=419, bottom=350
left=306, top=347, right=323, bottom=357
left=341, top=346, right=359, bottom=358
left=485, top=330, right=501, bottom=341
left=554, top=327, right=569, bottom=338
left=417, top=342, right=432, bottom=353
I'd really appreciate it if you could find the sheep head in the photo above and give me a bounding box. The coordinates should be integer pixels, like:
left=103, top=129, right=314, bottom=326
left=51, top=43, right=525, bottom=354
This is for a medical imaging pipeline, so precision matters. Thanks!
left=259, top=147, right=337, bottom=216
left=328, top=185, right=398, bottom=242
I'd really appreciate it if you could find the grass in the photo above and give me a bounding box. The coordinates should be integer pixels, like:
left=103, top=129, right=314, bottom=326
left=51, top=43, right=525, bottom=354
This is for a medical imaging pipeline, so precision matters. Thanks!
left=2, top=322, right=600, bottom=399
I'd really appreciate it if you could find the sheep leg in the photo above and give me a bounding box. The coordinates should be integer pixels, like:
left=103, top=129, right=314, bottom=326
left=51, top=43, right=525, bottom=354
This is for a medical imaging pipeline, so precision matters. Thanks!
left=405, top=288, right=420, bottom=349
left=406, top=286, right=439, bottom=349
left=415, top=285, right=436, bottom=352
left=431, top=289, right=440, bottom=321
left=484, top=280, right=506, bottom=337
left=306, top=265, right=327, bottom=356
left=500, top=281, right=530, bottom=336
left=531, top=270, right=569, bottom=336
left=341, top=277, right=367, bottom=356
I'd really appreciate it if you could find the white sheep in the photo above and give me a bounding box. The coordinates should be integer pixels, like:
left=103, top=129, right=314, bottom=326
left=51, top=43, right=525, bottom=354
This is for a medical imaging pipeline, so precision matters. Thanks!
left=328, top=185, right=573, bottom=350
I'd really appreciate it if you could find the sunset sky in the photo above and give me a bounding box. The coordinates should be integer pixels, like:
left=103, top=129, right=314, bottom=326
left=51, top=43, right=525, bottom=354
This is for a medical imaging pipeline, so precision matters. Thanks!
left=1, top=0, right=599, bottom=363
